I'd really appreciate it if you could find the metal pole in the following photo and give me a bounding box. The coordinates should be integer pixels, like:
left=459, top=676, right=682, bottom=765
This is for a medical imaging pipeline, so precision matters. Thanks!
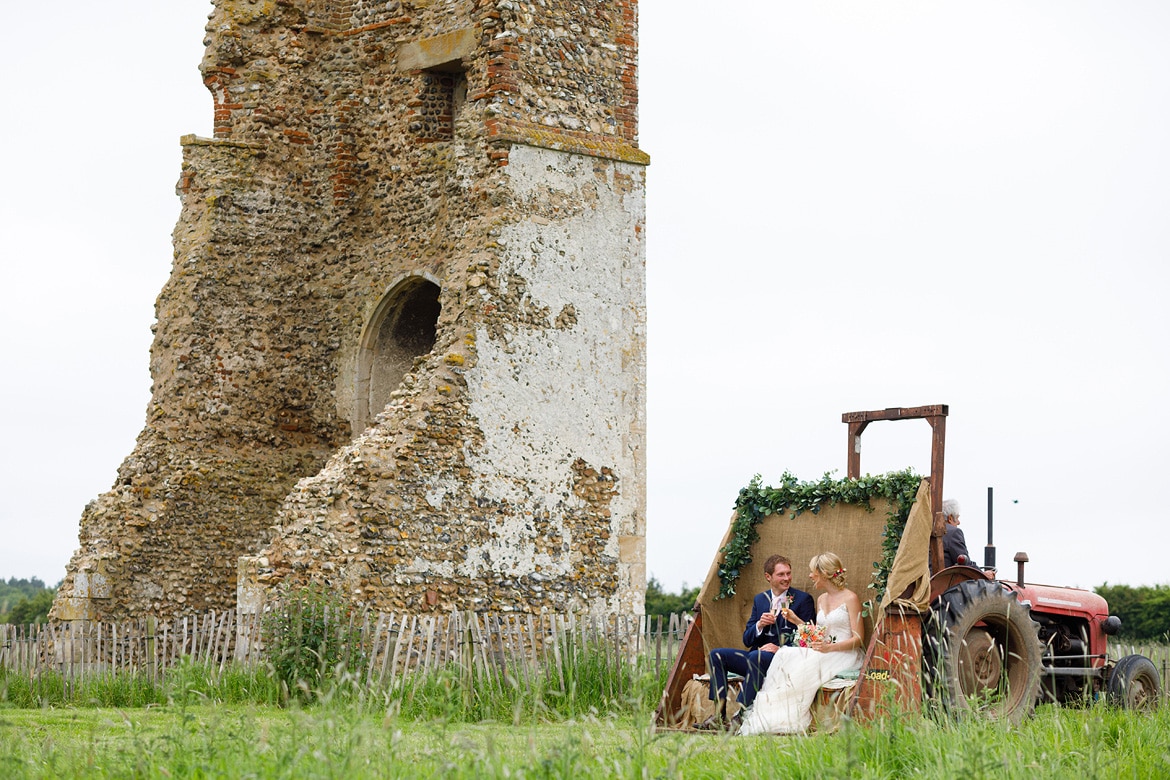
left=985, top=486, right=996, bottom=570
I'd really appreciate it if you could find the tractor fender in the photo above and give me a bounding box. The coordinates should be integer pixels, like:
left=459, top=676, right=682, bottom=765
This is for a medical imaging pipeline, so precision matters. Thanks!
left=929, top=565, right=993, bottom=603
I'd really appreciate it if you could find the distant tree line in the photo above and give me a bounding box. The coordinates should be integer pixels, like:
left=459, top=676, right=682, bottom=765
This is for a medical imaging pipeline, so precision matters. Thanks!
left=0, top=577, right=57, bottom=625
left=644, top=577, right=699, bottom=622
left=1094, top=583, right=1170, bottom=642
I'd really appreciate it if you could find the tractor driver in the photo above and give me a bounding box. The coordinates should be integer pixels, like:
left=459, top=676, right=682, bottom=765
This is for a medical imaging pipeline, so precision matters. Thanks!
left=942, top=498, right=974, bottom=567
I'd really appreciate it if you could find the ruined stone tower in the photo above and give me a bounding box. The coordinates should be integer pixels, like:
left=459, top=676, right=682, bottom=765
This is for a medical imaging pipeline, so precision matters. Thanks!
left=53, top=0, right=647, bottom=621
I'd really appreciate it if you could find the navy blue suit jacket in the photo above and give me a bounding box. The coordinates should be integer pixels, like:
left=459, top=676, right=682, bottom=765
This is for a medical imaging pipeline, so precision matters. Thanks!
left=742, top=588, right=816, bottom=649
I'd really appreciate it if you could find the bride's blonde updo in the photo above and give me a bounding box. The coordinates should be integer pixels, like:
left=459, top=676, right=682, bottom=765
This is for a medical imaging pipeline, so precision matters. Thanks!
left=809, top=552, right=847, bottom=588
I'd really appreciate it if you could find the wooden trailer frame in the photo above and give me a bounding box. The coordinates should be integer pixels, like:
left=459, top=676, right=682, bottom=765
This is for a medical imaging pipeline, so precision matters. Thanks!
left=655, top=405, right=949, bottom=730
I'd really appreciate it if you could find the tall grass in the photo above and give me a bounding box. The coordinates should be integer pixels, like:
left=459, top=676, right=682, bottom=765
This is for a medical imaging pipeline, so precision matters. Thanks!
left=1, top=638, right=667, bottom=722
left=0, top=659, right=283, bottom=709
left=3, top=625, right=1166, bottom=778
left=0, top=667, right=161, bottom=709
left=3, top=637, right=1163, bottom=719
left=374, top=636, right=665, bottom=723
left=1110, top=638, right=1170, bottom=684
left=1, top=699, right=1167, bottom=779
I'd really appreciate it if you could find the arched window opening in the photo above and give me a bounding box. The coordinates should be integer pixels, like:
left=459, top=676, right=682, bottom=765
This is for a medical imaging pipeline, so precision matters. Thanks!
left=355, top=277, right=441, bottom=433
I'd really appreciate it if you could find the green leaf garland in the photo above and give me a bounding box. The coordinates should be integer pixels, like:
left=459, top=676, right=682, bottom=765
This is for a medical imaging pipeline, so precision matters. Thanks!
left=716, top=469, right=922, bottom=600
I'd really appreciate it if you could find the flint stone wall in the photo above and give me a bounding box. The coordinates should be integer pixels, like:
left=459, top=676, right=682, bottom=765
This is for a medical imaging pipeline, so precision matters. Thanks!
left=53, top=0, right=647, bottom=621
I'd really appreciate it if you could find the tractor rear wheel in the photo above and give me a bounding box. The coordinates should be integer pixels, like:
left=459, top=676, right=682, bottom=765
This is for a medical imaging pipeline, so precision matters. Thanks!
left=1108, top=654, right=1161, bottom=710
left=925, top=579, right=1043, bottom=724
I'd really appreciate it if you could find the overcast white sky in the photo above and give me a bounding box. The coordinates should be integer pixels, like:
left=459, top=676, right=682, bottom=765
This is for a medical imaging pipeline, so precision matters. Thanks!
left=2, top=2, right=1167, bottom=596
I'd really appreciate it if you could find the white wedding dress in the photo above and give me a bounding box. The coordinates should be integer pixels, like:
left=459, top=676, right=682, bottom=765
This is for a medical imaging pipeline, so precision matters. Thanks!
left=738, top=604, right=864, bottom=735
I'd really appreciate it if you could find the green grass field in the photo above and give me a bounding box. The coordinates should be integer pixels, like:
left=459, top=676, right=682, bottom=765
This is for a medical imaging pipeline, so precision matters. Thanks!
left=2, top=634, right=1167, bottom=778
left=2, top=697, right=1168, bottom=779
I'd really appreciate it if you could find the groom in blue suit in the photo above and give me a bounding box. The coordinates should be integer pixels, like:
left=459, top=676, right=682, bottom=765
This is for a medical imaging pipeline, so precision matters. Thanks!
left=705, top=554, right=816, bottom=725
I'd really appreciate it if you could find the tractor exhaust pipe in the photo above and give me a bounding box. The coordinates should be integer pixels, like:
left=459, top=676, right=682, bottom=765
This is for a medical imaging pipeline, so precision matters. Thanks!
left=1014, top=551, right=1029, bottom=588
left=984, top=486, right=997, bottom=571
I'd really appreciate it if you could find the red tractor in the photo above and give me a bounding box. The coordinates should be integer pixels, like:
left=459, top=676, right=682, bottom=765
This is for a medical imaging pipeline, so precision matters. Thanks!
left=849, top=405, right=1161, bottom=721
left=927, top=562, right=1161, bottom=717
left=655, top=405, right=1161, bottom=730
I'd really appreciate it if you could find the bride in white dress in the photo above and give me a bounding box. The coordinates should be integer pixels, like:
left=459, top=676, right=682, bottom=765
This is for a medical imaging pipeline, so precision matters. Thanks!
left=739, top=552, right=865, bottom=735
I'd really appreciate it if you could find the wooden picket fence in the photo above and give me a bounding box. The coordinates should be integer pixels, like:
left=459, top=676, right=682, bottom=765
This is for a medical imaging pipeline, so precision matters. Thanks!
left=0, top=609, right=691, bottom=687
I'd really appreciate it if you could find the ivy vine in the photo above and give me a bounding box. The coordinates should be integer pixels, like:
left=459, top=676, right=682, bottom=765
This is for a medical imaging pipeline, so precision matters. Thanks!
left=716, top=469, right=923, bottom=600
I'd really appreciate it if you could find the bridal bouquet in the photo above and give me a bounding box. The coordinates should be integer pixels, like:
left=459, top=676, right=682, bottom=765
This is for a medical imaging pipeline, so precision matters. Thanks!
left=796, top=622, right=833, bottom=647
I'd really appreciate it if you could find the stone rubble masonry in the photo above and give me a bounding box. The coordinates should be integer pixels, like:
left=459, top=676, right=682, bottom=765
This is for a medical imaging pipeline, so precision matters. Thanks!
left=52, top=0, right=647, bottom=623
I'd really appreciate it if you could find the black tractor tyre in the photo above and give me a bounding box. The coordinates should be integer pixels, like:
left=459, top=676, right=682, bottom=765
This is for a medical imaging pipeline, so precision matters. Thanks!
left=1108, top=654, right=1161, bottom=710
left=925, top=578, right=1043, bottom=724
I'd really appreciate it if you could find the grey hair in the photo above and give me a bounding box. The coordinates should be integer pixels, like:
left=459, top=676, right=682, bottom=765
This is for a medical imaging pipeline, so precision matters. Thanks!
left=941, top=498, right=961, bottom=518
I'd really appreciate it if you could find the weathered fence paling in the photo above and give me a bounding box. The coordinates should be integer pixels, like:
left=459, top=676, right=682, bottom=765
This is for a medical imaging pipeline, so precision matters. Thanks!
left=1, top=610, right=691, bottom=688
